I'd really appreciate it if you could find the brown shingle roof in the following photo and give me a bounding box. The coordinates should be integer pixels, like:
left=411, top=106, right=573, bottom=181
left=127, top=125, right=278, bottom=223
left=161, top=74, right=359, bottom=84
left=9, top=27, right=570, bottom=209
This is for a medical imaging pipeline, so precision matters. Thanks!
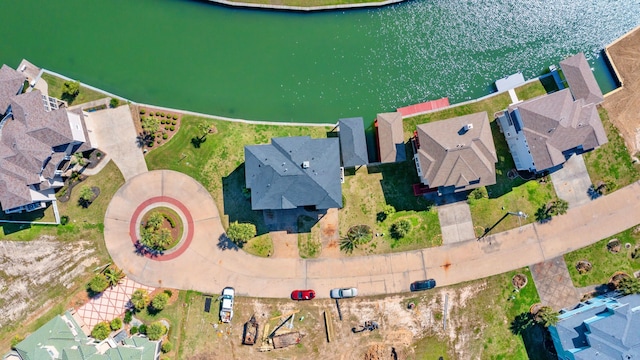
left=0, top=64, right=26, bottom=114
left=415, top=112, right=497, bottom=191
left=560, top=52, right=604, bottom=105
left=511, top=89, right=607, bottom=170
left=376, top=112, right=406, bottom=163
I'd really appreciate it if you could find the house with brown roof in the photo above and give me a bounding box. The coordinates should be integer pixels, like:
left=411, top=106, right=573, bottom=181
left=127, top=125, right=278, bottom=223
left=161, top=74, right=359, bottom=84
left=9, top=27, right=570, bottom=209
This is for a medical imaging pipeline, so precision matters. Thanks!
left=0, top=64, right=92, bottom=214
left=375, top=112, right=406, bottom=163
left=496, top=53, right=607, bottom=174
left=413, top=112, right=497, bottom=195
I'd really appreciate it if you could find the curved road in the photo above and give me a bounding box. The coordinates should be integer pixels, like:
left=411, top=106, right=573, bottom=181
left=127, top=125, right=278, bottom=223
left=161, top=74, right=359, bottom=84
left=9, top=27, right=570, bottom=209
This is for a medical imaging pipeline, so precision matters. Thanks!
left=105, top=170, right=640, bottom=298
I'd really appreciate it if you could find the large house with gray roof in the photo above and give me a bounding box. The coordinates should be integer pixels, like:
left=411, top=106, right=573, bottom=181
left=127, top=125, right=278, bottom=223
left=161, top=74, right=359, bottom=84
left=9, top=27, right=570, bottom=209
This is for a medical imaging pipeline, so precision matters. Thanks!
left=413, top=112, right=497, bottom=195
left=496, top=53, right=607, bottom=173
left=550, top=293, right=640, bottom=360
left=244, top=136, right=342, bottom=211
left=0, top=64, right=92, bottom=214
left=3, top=311, right=160, bottom=360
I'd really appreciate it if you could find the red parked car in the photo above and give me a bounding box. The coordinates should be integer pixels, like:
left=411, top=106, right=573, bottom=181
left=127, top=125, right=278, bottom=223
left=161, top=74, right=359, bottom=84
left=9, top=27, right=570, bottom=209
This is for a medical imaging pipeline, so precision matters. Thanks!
left=291, top=289, right=316, bottom=300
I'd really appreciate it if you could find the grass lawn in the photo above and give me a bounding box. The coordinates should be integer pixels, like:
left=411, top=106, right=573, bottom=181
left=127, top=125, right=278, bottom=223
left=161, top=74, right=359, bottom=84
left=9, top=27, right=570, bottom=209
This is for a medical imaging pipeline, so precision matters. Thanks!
left=243, top=233, right=274, bottom=257
left=564, top=226, right=640, bottom=288
left=145, top=115, right=330, bottom=233
left=583, top=107, right=640, bottom=190
left=339, top=161, right=441, bottom=254
left=41, top=73, right=107, bottom=106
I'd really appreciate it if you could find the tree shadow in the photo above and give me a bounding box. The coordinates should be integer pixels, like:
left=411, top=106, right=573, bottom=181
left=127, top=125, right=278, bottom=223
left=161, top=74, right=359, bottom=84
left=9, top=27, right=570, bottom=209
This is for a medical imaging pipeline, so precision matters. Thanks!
left=222, top=164, right=268, bottom=235
left=511, top=313, right=557, bottom=359
left=133, top=240, right=164, bottom=258
left=191, top=136, right=206, bottom=148
left=217, top=233, right=240, bottom=251
left=370, top=160, right=435, bottom=212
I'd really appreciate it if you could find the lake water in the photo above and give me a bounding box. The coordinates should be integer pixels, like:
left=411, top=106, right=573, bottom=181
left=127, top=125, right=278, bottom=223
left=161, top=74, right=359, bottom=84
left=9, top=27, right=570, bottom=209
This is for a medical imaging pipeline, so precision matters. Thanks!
left=1, top=0, right=638, bottom=123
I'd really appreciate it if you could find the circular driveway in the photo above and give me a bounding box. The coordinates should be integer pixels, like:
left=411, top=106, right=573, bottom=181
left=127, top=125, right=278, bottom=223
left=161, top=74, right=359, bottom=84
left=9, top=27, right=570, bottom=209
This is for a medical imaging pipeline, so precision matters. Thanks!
left=104, top=170, right=640, bottom=298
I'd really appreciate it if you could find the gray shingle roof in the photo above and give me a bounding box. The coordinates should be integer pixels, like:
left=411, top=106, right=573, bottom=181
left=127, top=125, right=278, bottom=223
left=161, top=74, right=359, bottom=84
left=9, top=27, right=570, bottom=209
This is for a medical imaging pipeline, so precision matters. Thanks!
left=0, top=64, right=25, bottom=114
left=0, top=78, right=91, bottom=211
left=338, top=117, right=368, bottom=167
left=560, top=52, right=604, bottom=105
left=376, top=112, right=406, bottom=163
left=415, top=112, right=497, bottom=191
left=509, top=89, right=607, bottom=171
left=245, top=136, right=342, bottom=210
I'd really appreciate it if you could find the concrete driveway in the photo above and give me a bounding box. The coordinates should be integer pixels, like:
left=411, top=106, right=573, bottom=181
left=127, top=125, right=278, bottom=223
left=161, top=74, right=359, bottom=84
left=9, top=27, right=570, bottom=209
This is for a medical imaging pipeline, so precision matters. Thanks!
left=437, top=202, right=475, bottom=244
left=551, top=154, right=592, bottom=208
left=84, top=106, right=147, bottom=181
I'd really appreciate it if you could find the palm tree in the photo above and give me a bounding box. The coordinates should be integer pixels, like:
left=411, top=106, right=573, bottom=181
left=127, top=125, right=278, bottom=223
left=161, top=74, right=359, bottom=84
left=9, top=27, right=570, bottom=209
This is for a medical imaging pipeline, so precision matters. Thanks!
left=534, top=306, right=559, bottom=327
left=130, top=289, right=150, bottom=312
left=104, top=267, right=125, bottom=288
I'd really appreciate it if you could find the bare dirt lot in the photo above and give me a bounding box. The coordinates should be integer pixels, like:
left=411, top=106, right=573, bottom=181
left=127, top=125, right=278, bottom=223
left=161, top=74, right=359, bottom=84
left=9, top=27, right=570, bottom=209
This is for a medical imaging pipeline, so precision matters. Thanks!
left=0, top=237, right=99, bottom=331
left=604, top=26, right=640, bottom=155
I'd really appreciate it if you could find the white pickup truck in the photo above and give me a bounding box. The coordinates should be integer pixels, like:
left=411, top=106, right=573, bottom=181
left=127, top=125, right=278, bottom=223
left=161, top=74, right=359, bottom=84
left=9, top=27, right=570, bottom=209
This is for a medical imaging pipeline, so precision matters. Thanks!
left=219, top=287, right=235, bottom=323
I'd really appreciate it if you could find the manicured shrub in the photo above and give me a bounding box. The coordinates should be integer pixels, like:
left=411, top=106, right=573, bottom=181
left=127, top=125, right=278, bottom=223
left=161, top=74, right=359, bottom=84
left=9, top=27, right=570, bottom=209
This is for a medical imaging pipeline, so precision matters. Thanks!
left=467, top=186, right=488, bottom=202
left=124, top=310, right=132, bottom=324
left=151, top=292, right=170, bottom=311
left=172, top=115, right=178, bottom=120
left=155, top=111, right=160, bottom=116
left=110, top=98, right=119, bottom=108
left=161, top=341, right=173, bottom=353
left=164, top=289, right=173, bottom=297
left=91, top=322, right=111, bottom=340
left=146, top=322, right=167, bottom=341
left=110, top=317, right=122, bottom=331
left=148, top=142, right=154, bottom=148
left=60, top=215, right=69, bottom=225
left=164, top=126, right=170, bottom=131
left=160, top=112, right=165, bottom=117
left=140, top=109, right=146, bottom=115
left=162, top=133, right=168, bottom=140
left=169, top=126, right=175, bottom=131
left=138, top=324, right=147, bottom=334
left=226, top=221, right=257, bottom=246
left=160, top=119, right=165, bottom=124
left=171, top=120, right=176, bottom=125
left=164, top=214, right=175, bottom=228
left=130, top=326, right=138, bottom=334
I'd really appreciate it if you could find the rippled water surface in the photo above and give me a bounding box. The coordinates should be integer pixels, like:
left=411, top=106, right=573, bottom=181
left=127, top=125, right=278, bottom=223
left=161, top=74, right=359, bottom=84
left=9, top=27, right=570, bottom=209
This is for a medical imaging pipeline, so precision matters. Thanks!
left=1, top=0, right=639, bottom=123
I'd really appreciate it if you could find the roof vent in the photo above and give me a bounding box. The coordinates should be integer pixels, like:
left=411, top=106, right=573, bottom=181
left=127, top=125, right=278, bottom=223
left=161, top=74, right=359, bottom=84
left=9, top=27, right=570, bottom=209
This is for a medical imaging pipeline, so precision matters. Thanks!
left=302, top=161, right=310, bottom=169
left=464, top=123, right=473, bottom=131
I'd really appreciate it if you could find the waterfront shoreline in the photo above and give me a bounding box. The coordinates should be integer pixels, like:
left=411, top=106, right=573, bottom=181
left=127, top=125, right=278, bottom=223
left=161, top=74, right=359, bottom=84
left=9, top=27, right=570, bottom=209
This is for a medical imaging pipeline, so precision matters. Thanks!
left=198, top=0, right=405, bottom=12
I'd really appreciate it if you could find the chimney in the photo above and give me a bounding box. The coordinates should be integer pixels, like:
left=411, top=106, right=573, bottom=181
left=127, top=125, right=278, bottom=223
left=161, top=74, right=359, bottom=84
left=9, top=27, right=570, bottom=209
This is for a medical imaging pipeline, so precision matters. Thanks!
left=302, top=161, right=310, bottom=169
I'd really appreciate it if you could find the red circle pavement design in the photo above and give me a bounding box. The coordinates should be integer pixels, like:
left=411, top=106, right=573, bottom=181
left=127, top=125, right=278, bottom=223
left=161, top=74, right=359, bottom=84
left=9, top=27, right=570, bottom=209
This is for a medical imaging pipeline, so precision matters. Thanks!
left=129, top=196, right=194, bottom=261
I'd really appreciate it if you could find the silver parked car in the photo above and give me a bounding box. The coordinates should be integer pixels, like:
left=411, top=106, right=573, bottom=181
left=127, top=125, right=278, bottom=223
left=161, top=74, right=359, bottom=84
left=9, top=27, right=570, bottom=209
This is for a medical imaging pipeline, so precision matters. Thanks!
left=330, top=287, right=358, bottom=299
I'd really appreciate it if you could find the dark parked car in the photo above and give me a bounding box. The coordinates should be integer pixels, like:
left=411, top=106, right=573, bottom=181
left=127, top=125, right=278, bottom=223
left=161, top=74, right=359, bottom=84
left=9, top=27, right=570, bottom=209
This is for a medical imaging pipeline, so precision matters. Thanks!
left=291, top=289, right=316, bottom=300
left=410, top=279, right=436, bottom=291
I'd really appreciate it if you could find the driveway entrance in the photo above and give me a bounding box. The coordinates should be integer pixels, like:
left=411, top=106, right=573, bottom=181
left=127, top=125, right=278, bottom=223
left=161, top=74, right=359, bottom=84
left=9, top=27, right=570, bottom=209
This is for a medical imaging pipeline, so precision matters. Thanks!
left=551, top=154, right=592, bottom=208
left=437, top=202, right=475, bottom=244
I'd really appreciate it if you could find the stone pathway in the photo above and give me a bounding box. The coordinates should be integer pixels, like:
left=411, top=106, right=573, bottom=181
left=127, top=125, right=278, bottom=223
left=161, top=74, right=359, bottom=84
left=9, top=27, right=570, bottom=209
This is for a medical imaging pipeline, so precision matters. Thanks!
left=530, top=257, right=580, bottom=311
left=75, top=278, right=155, bottom=328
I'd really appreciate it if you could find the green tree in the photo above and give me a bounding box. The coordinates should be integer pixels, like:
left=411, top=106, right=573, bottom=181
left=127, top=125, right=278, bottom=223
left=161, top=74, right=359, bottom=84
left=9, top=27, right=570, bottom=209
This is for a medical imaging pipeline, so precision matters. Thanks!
left=104, top=267, right=125, bottom=288
left=62, top=80, right=80, bottom=99
left=226, top=221, right=256, bottom=246
left=88, top=274, right=109, bottom=294
left=198, top=122, right=211, bottom=140
left=139, top=212, right=174, bottom=250
left=151, top=292, right=170, bottom=311
left=130, top=289, right=150, bottom=312
left=78, top=186, right=95, bottom=207
left=618, top=276, right=640, bottom=295
left=146, top=211, right=164, bottom=229
left=550, top=199, right=569, bottom=216
left=534, top=306, right=559, bottom=327
left=110, top=317, right=123, bottom=331
left=146, top=322, right=167, bottom=341
left=71, top=152, right=87, bottom=167
left=390, top=219, right=412, bottom=239
left=91, top=322, right=111, bottom=340
left=109, top=97, right=119, bottom=108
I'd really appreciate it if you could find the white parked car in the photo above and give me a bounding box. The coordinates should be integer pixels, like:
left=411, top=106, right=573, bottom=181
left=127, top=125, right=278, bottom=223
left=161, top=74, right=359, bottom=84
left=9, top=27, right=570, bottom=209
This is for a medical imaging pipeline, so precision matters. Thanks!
left=330, top=287, right=358, bottom=299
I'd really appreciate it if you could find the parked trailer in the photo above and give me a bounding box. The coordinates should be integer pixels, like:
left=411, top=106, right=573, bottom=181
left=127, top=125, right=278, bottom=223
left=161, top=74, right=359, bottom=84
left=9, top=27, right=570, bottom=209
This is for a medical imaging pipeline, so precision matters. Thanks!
left=242, top=315, right=259, bottom=345
left=272, top=331, right=304, bottom=349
